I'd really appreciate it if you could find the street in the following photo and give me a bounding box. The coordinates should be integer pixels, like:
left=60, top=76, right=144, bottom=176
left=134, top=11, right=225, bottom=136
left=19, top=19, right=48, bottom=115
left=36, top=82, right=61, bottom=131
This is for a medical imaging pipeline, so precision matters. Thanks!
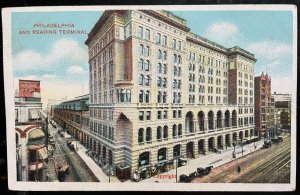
left=47, top=123, right=99, bottom=182
left=192, top=135, right=291, bottom=183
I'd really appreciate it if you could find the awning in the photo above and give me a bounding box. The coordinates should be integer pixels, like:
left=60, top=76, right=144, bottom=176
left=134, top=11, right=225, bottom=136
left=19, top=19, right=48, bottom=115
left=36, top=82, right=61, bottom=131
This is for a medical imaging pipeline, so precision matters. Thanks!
left=29, top=109, right=41, bottom=119
left=38, top=147, right=48, bottom=160
left=28, top=128, right=45, bottom=139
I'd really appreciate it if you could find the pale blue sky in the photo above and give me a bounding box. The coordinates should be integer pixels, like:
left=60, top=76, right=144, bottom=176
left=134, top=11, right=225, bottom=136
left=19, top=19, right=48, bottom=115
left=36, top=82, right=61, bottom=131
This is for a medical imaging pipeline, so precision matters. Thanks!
left=12, top=10, right=294, bottom=104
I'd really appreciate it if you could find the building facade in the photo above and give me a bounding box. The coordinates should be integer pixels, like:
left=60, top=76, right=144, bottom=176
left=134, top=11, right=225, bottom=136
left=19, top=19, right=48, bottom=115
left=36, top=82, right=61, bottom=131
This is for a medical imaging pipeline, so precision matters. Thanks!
left=85, top=10, right=257, bottom=180
left=254, top=72, right=272, bottom=138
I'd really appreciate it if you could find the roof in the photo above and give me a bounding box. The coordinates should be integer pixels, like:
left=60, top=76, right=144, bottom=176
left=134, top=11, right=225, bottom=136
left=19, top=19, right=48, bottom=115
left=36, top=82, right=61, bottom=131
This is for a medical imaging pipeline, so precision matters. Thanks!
left=28, top=128, right=45, bottom=139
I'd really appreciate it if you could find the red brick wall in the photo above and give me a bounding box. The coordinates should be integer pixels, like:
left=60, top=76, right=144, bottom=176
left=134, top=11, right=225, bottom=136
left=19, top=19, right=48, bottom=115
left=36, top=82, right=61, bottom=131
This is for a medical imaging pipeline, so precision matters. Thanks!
left=19, top=80, right=40, bottom=98
left=228, top=69, right=237, bottom=105
left=124, top=38, right=133, bottom=80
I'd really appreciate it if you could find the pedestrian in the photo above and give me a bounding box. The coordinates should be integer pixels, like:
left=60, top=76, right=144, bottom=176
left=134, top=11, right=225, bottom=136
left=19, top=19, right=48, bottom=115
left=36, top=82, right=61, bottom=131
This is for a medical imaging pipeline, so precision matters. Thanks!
left=237, top=166, right=241, bottom=173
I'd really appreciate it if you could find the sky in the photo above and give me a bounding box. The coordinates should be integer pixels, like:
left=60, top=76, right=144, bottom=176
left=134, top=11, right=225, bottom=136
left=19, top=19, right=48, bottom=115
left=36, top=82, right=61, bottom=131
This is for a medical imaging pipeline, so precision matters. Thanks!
left=11, top=10, right=294, bottom=108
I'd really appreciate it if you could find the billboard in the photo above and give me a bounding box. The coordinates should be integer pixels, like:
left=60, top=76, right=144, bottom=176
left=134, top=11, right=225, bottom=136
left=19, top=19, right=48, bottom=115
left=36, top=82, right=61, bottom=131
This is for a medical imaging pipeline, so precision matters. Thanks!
left=18, top=80, right=41, bottom=98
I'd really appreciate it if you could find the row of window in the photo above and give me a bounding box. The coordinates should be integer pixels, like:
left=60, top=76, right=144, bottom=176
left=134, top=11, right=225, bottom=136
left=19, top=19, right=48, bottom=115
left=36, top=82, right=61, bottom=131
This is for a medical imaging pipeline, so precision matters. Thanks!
left=90, top=109, right=113, bottom=121
left=90, top=121, right=114, bottom=141
left=138, top=124, right=183, bottom=143
left=139, top=110, right=169, bottom=121
left=89, top=29, right=114, bottom=59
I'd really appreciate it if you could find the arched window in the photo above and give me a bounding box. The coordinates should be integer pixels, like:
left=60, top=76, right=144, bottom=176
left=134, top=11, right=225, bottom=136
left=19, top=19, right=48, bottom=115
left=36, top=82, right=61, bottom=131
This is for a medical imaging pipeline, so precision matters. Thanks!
left=173, top=92, right=177, bottom=103
left=139, top=74, right=144, bottom=85
left=157, top=91, right=162, bottom=103
left=145, top=46, right=150, bottom=56
left=157, top=126, right=162, bottom=140
left=157, top=77, right=162, bottom=87
left=178, top=55, right=181, bottom=64
left=157, top=63, right=162, bottom=74
left=163, top=64, right=167, bottom=74
left=139, top=90, right=144, bottom=103
left=178, top=80, right=181, bottom=89
left=163, top=78, right=167, bottom=88
left=163, top=51, right=167, bottom=60
left=178, top=124, right=182, bottom=136
left=173, top=54, right=177, bottom=64
left=120, top=89, right=125, bottom=102
left=174, top=67, right=178, bottom=76
left=146, top=127, right=152, bottom=142
left=178, top=67, right=181, bottom=76
left=163, top=92, right=167, bottom=103
left=178, top=93, right=181, bottom=103
left=144, top=60, right=150, bottom=71
left=172, top=124, right=177, bottom=137
left=163, top=126, right=168, bottom=139
left=125, top=89, right=131, bottom=102
left=138, top=44, right=144, bottom=55
left=145, top=75, right=150, bottom=86
left=138, top=59, right=143, bottom=71
left=138, top=128, right=144, bottom=143
left=145, top=90, right=150, bottom=103
left=157, top=49, right=162, bottom=59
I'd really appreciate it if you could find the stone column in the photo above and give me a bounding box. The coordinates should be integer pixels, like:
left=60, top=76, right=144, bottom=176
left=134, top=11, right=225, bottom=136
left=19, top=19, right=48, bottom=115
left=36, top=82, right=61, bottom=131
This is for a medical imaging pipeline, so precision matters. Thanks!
left=204, top=139, right=209, bottom=155
left=193, top=142, right=199, bottom=158
left=151, top=149, right=157, bottom=165
left=221, top=135, right=225, bottom=150
left=21, top=137, right=28, bottom=181
left=193, top=120, right=197, bottom=132
left=181, top=143, right=187, bottom=158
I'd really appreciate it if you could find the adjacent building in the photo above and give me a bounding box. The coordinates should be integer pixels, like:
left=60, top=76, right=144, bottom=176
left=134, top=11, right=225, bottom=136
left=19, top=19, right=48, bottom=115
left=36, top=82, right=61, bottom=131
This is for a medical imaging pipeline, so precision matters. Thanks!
left=85, top=10, right=257, bottom=181
left=15, top=80, right=48, bottom=181
left=272, top=92, right=292, bottom=130
left=254, top=72, right=272, bottom=138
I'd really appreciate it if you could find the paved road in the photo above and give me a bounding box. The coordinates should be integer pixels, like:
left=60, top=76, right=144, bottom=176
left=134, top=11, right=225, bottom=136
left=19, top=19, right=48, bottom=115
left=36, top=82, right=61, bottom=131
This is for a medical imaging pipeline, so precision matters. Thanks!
left=49, top=123, right=99, bottom=182
left=192, top=135, right=291, bottom=183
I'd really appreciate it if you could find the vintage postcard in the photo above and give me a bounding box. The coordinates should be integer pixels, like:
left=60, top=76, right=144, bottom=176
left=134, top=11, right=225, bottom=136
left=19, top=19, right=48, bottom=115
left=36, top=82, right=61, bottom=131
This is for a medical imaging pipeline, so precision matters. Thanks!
left=2, top=5, right=297, bottom=191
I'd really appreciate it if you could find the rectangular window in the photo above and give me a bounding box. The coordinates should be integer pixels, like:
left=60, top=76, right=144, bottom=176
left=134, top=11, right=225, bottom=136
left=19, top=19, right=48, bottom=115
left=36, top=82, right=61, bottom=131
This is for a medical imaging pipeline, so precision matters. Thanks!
left=146, top=111, right=151, bottom=120
left=139, top=111, right=144, bottom=121
left=178, top=41, right=181, bottom=50
left=163, top=35, right=167, bottom=46
left=157, top=111, right=161, bottom=119
left=178, top=110, right=182, bottom=118
left=163, top=110, right=168, bottom=119
left=173, top=110, right=177, bottom=118
left=156, top=33, right=161, bottom=44
left=138, top=26, right=143, bottom=38
left=173, top=39, right=176, bottom=49
left=145, top=29, right=150, bottom=40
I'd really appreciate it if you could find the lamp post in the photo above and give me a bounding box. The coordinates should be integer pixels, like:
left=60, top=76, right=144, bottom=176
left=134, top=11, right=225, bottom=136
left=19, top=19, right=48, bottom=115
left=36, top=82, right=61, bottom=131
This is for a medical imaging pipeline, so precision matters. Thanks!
left=241, top=138, right=244, bottom=156
left=174, top=152, right=178, bottom=183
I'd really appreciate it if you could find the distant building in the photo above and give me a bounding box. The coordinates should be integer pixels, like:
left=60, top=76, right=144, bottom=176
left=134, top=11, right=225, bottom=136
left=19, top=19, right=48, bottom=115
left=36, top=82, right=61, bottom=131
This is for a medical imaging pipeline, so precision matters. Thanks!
left=46, top=96, right=68, bottom=116
left=272, top=93, right=291, bottom=130
left=53, top=94, right=89, bottom=145
left=254, top=72, right=272, bottom=139
left=15, top=80, right=48, bottom=181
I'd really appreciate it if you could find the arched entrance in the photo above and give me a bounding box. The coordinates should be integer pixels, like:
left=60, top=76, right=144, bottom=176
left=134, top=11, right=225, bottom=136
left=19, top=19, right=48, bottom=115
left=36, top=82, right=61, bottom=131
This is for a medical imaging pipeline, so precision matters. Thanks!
left=158, top=148, right=167, bottom=162
left=250, top=129, right=254, bottom=138
left=138, top=152, right=150, bottom=168
left=208, top=137, right=215, bottom=151
left=217, top=135, right=223, bottom=149
left=173, top=144, right=181, bottom=158
left=225, top=134, right=231, bottom=147
left=198, top=139, right=205, bottom=155
left=232, top=132, right=237, bottom=142
left=186, top=142, right=194, bottom=158
left=245, top=130, right=249, bottom=139
left=185, top=111, right=194, bottom=133
left=239, top=131, right=243, bottom=140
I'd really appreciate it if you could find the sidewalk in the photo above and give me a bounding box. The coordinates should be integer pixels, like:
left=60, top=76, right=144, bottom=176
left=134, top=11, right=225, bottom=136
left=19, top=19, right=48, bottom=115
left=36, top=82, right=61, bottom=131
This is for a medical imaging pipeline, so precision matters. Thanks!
left=64, top=132, right=119, bottom=182
left=137, top=139, right=265, bottom=183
